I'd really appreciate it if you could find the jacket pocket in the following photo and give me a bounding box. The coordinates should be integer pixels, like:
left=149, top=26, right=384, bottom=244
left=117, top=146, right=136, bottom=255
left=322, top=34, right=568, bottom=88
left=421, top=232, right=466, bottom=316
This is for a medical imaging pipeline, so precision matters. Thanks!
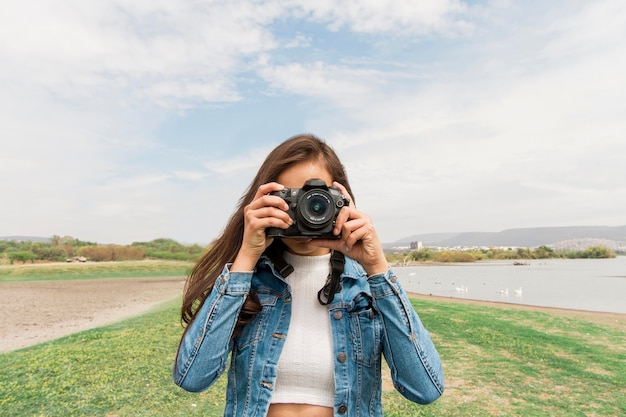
left=348, top=293, right=379, bottom=367
left=236, top=291, right=278, bottom=351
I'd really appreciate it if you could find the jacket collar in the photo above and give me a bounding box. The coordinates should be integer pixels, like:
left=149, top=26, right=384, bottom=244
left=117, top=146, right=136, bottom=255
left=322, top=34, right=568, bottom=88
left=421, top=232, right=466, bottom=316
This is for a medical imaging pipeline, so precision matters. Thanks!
left=257, top=253, right=366, bottom=281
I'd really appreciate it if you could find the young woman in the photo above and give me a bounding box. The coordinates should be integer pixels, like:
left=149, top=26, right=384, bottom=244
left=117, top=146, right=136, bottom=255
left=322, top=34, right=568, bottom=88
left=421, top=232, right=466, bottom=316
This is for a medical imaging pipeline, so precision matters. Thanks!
left=173, top=134, right=444, bottom=417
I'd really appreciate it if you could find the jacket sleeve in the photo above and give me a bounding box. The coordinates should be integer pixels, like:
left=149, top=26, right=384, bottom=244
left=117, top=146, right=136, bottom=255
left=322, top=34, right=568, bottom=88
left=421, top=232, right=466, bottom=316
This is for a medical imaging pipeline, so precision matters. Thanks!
left=368, top=269, right=445, bottom=404
left=172, top=264, right=252, bottom=392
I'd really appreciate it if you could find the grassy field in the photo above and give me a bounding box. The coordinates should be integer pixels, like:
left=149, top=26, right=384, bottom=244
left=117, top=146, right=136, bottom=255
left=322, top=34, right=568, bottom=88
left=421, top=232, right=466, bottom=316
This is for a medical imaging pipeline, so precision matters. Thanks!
left=1, top=261, right=624, bottom=415
left=1, top=292, right=624, bottom=416
left=0, top=260, right=193, bottom=283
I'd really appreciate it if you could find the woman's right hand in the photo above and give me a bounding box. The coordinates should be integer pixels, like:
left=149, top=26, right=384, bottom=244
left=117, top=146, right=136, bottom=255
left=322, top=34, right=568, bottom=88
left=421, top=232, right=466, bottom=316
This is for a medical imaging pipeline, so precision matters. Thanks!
left=231, top=182, right=293, bottom=272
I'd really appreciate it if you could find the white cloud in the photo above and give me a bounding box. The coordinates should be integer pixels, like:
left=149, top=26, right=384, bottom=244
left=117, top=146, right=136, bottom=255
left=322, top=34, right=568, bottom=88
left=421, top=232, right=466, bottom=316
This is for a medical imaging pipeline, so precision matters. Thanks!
left=310, top=0, right=626, bottom=239
left=259, top=61, right=387, bottom=105
left=291, top=0, right=470, bottom=35
left=204, top=149, right=269, bottom=176
left=0, top=0, right=284, bottom=242
left=172, top=171, right=210, bottom=182
left=1, top=0, right=624, bottom=244
left=0, top=0, right=281, bottom=109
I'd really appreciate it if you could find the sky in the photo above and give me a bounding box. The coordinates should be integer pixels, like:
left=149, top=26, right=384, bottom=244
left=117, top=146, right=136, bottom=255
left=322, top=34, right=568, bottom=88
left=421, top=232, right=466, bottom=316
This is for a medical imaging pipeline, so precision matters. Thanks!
left=1, top=0, right=625, bottom=245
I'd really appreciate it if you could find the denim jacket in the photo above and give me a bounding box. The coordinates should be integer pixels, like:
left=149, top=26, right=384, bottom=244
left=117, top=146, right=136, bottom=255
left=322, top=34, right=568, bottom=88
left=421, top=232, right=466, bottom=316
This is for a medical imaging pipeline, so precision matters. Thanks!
left=173, top=255, right=444, bottom=417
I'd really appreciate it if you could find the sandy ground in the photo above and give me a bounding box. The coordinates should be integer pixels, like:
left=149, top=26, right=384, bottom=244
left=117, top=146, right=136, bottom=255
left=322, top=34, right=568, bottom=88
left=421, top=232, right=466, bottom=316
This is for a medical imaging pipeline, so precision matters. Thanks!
left=0, top=277, right=185, bottom=352
left=1, top=278, right=623, bottom=353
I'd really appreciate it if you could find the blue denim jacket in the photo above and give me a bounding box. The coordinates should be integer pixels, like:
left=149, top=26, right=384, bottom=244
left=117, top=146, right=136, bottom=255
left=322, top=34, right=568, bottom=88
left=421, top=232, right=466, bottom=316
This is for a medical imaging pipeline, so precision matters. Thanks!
left=173, top=255, right=444, bottom=416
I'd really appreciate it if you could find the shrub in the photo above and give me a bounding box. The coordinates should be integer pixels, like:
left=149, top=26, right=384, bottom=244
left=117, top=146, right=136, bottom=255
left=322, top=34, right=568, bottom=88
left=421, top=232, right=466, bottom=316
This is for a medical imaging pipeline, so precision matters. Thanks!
left=77, top=245, right=145, bottom=262
left=410, top=248, right=432, bottom=262
left=34, top=246, right=68, bottom=261
left=580, top=245, right=616, bottom=259
left=431, top=251, right=476, bottom=262
left=7, top=251, right=37, bottom=264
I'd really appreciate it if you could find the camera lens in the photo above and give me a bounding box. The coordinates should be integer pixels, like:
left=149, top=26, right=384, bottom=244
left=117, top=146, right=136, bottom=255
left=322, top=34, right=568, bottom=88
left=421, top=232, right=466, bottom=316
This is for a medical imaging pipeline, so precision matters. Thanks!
left=299, top=191, right=333, bottom=228
left=308, top=196, right=328, bottom=215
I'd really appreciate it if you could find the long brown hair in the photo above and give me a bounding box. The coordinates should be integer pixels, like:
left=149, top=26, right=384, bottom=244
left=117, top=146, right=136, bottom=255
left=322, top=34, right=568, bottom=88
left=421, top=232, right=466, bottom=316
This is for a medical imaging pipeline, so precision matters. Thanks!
left=180, top=134, right=353, bottom=332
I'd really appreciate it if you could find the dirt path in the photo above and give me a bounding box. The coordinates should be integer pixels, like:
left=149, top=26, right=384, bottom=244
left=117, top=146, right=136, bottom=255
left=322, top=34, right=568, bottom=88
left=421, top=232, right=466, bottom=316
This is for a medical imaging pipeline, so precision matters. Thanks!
left=1, top=279, right=623, bottom=353
left=0, top=277, right=185, bottom=352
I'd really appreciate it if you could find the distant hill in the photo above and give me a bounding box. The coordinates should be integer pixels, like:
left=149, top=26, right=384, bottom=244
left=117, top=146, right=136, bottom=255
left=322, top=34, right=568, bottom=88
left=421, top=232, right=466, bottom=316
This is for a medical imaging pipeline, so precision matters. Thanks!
left=386, top=225, right=626, bottom=249
left=0, top=236, right=51, bottom=243
left=5, top=227, right=626, bottom=251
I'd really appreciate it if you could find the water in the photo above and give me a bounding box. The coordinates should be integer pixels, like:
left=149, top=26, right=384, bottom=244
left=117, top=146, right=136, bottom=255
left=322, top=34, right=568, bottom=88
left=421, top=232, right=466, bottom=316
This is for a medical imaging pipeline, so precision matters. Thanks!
left=395, top=256, right=626, bottom=314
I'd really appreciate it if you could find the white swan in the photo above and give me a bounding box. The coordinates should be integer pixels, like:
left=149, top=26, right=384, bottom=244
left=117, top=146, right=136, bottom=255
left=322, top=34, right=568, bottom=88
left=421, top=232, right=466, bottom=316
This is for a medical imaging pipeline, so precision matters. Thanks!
left=515, top=287, right=523, bottom=296
left=499, top=288, right=509, bottom=295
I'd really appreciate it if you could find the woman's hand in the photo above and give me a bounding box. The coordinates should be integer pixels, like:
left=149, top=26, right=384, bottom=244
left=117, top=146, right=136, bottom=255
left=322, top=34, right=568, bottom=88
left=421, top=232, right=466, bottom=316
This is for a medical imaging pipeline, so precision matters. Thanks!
left=231, top=182, right=293, bottom=272
left=312, top=182, right=389, bottom=276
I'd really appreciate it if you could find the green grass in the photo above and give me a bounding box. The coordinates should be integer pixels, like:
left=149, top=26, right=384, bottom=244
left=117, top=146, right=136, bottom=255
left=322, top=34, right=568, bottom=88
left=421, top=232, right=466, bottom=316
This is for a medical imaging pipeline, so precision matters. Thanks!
left=0, top=260, right=193, bottom=283
left=0, top=299, right=224, bottom=417
left=1, top=298, right=624, bottom=416
left=383, top=301, right=626, bottom=416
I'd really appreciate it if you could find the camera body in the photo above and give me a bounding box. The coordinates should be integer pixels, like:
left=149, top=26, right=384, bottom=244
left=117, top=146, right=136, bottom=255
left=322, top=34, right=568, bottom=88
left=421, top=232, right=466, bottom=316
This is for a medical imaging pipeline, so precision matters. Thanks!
left=266, top=178, right=350, bottom=239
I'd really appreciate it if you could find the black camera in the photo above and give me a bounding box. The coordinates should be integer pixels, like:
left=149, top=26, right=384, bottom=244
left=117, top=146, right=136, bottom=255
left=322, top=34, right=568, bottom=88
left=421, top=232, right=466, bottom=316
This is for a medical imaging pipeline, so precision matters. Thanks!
left=266, top=178, right=350, bottom=239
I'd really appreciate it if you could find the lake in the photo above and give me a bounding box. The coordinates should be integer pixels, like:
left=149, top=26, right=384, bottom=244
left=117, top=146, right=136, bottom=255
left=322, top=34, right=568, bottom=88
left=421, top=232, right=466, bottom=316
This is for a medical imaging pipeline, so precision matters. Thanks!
left=395, top=256, right=626, bottom=314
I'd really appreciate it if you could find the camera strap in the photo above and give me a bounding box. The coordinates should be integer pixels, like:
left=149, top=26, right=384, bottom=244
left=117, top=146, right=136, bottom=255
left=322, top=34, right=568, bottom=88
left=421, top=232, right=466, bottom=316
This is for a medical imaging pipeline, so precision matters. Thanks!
left=266, top=242, right=345, bottom=306
left=265, top=242, right=295, bottom=278
left=317, top=250, right=345, bottom=306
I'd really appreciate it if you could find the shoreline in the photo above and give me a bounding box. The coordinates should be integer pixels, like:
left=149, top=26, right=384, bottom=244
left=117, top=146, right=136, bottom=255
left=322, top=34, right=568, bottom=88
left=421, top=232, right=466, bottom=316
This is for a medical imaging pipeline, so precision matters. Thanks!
left=407, top=291, right=626, bottom=330
left=1, top=277, right=623, bottom=353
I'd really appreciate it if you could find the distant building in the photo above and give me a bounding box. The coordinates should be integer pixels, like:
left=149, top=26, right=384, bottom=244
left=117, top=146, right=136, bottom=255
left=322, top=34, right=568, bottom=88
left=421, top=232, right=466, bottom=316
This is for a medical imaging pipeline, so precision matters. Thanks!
left=410, top=241, right=423, bottom=250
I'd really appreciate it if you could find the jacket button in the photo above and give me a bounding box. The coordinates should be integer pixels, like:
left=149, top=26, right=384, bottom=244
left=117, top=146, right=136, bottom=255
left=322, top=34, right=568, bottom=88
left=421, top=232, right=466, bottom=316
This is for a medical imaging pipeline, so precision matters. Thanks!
left=338, top=404, right=347, bottom=414
left=337, top=352, right=347, bottom=363
left=333, top=311, right=343, bottom=320
left=390, top=275, right=397, bottom=283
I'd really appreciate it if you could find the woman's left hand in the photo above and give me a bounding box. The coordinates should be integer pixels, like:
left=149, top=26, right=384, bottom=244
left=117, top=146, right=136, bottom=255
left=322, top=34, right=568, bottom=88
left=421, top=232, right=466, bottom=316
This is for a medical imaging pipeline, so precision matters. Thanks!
left=312, top=182, right=389, bottom=276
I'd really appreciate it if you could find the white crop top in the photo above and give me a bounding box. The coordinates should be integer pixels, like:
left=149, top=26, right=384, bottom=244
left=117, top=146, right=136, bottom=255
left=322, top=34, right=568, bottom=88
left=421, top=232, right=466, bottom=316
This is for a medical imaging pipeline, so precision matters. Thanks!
left=271, top=252, right=335, bottom=407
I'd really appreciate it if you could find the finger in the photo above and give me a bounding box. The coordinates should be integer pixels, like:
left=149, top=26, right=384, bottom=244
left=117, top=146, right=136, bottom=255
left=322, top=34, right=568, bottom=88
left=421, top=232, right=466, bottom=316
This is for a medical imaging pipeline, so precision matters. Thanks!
left=254, top=182, right=285, bottom=201
left=248, top=193, right=290, bottom=212
left=245, top=206, right=293, bottom=229
left=247, top=183, right=289, bottom=213
left=341, top=219, right=369, bottom=249
left=254, top=206, right=293, bottom=223
left=259, top=181, right=284, bottom=194
left=334, top=205, right=366, bottom=235
left=333, top=181, right=353, bottom=206
left=248, top=216, right=293, bottom=232
left=333, top=206, right=352, bottom=235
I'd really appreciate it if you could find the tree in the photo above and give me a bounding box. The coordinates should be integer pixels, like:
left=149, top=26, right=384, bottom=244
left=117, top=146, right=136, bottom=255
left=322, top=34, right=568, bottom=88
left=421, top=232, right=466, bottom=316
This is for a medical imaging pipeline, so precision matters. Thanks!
left=410, top=248, right=432, bottom=262
left=534, top=245, right=554, bottom=259
left=581, top=246, right=615, bottom=258
left=8, top=251, right=37, bottom=264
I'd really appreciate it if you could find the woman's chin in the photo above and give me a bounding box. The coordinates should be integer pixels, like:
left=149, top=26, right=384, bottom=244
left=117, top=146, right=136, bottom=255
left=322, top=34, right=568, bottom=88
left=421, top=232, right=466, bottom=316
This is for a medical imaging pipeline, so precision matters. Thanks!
left=283, top=238, right=330, bottom=256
